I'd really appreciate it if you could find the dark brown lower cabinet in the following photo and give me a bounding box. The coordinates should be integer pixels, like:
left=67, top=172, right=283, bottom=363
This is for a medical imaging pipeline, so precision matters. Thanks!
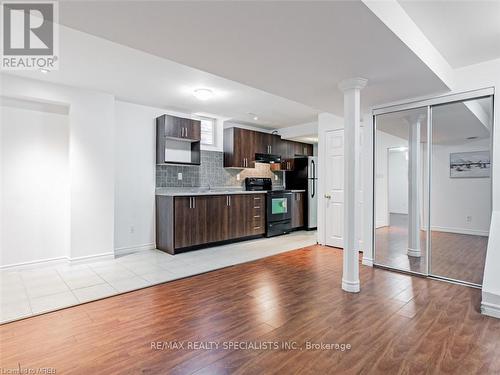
left=174, top=196, right=209, bottom=249
left=156, top=193, right=267, bottom=254
left=291, top=192, right=305, bottom=229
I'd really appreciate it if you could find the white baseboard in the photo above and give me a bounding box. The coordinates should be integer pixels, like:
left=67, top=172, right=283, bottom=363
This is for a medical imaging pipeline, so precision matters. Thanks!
left=362, top=256, right=373, bottom=267
left=481, top=291, right=500, bottom=319
left=481, top=301, right=500, bottom=319
left=68, top=252, right=115, bottom=265
left=0, top=256, right=69, bottom=271
left=1, top=251, right=115, bottom=270
left=114, top=243, right=156, bottom=256
left=430, top=226, right=489, bottom=237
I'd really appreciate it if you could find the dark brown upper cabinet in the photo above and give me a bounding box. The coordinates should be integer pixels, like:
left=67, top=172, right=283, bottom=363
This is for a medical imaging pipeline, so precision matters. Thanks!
left=158, top=114, right=201, bottom=141
left=224, top=127, right=256, bottom=168
left=156, top=115, right=201, bottom=165
left=223, top=126, right=313, bottom=169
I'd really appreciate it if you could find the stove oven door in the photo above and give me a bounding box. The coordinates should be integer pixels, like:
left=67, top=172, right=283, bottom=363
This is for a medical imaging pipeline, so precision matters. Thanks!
left=267, top=192, right=292, bottom=222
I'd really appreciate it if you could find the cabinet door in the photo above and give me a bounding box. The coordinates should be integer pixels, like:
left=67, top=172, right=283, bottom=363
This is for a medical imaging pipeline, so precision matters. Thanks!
left=207, top=195, right=230, bottom=243
left=174, top=196, right=209, bottom=248
left=190, top=196, right=209, bottom=246
left=291, top=192, right=305, bottom=228
left=281, top=159, right=295, bottom=171
left=269, top=134, right=282, bottom=156
left=163, top=115, right=184, bottom=139
left=295, top=142, right=313, bottom=157
left=227, top=195, right=250, bottom=239
left=174, top=197, right=193, bottom=248
left=235, top=128, right=256, bottom=168
left=185, top=119, right=201, bottom=141
left=253, top=132, right=269, bottom=155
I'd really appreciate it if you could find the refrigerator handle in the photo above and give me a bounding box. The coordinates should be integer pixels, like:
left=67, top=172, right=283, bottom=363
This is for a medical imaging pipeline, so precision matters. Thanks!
left=311, top=178, right=315, bottom=198
left=311, top=159, right=315, bottom=180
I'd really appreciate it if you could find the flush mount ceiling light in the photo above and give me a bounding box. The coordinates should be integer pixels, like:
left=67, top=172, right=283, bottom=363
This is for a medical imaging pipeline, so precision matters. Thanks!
left=248, top=112, right=259, bottom=121
left=39, top=68, right=50, bottom=74
left=193, top=88, right=214, bottom=101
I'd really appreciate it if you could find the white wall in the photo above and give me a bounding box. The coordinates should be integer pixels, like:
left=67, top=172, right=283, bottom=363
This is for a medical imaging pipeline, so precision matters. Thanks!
left=388, top=150, right=408, bottom=215
left=431, top=139, right=491, bottom=236
left=452, top=58, right=500, bottom=317
left=1, top=74, right=115, bottom=264
left=114, top=101, right=158, bottom=254
left=1, top=103, right=70, bottom=266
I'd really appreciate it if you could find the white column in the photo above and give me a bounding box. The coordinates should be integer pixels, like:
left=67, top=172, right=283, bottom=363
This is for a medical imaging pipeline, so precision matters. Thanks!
left=338, top=77, right=367, bottom=293
left=407, top=115, right=424, bottom=257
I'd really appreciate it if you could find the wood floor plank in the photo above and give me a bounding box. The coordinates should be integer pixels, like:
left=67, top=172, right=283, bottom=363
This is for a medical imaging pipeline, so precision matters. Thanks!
left=0, top=245, right=498, bottom=374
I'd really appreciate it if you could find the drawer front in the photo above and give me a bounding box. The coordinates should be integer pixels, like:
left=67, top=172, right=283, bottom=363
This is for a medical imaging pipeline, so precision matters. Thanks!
left=252, top=195, right=265, bottom=234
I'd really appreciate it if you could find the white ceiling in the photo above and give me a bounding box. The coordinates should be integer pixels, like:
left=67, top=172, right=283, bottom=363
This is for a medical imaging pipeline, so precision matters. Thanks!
left=57, top=1, right=449, bottom=116
left=399, top=0, right=500, bottom=68
left=4, top=24, right=319, bottom=129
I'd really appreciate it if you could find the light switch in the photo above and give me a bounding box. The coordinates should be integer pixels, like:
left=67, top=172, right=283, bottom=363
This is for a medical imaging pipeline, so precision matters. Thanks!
left=177, top=172, right=183, bottom=180
left=236, top=174, right=240, bottom=181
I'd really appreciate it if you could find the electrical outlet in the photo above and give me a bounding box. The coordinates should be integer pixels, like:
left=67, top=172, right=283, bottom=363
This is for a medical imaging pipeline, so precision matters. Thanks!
left=466, top=215, right=472, bottom=223
left=177, top=172, right=182, bottom=180
left=274, top=174, right=278, bottom=181
left=236, top=174, right=240, bottom=181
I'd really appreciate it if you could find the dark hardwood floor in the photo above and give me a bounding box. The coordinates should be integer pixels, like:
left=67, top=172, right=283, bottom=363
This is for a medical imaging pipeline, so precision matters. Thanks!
left=376, top=213, right=487, bottom=284
left=1, top=245, right=499, bottom=374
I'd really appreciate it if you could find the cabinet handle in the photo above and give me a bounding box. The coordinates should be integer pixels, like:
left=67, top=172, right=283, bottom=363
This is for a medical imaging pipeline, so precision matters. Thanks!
left=189, top=197, right=192, bottom=208
left=192, top=197, right=195, bottom=208
left=254, top=226, right=261, bottom=230
left=254, top=215, right=260, bottom=218
left=228, top=195, right=231, bottom=206
left=254, top=197, right=261, bottom=200
left=254, top=206, right=260, bottom=209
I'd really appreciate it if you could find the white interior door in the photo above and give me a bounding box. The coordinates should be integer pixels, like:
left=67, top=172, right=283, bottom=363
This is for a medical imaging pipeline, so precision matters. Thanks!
left=325, top=129, right=344, bottom=248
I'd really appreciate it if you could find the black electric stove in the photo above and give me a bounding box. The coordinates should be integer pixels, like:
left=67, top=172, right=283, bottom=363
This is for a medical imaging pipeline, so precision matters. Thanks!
left=245, top=178, right=292, bottom=237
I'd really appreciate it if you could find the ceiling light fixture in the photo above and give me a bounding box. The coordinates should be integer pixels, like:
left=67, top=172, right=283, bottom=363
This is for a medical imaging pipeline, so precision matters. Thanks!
left=193, top=88, right=213, bottom=101
left=39, top=68, right=50, bottom=74
left=248, top=112, right=259, bottom=121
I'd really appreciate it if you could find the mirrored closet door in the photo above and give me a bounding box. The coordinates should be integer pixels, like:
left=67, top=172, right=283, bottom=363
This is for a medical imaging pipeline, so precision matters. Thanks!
left=429, top=96, right=493, bottom=286
left=374, top=107, right=428, bottom=275
left=374, top=92, right=493, bottom=286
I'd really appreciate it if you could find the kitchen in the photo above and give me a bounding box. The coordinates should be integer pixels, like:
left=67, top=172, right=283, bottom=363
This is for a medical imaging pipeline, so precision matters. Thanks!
left=155, top=114, right=318, bottom=254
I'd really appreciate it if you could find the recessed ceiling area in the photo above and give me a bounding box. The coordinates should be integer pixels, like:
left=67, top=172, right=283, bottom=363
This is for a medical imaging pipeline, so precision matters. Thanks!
left=398, top=0, right=500, bottom=68
left=57, top=1, right=449, bottom=116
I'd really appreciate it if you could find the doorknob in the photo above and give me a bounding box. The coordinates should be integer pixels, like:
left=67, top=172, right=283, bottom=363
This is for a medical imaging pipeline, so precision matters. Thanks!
left=324, top=194, right=331, bottom=199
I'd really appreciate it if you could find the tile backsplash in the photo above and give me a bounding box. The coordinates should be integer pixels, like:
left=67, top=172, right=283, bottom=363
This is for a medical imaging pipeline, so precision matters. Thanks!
left=156, top=150, right=283, bottom=188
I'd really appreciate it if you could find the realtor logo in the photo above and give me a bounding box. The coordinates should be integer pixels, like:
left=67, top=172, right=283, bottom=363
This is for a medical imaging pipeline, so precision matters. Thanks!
left=1, top=1, right=59, bottom=70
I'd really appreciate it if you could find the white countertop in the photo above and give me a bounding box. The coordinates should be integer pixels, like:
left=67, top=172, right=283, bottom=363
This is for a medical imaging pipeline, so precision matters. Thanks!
left=156, top=188, right=268, bottom=197
left=155, top=187, right=305, bottom=196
